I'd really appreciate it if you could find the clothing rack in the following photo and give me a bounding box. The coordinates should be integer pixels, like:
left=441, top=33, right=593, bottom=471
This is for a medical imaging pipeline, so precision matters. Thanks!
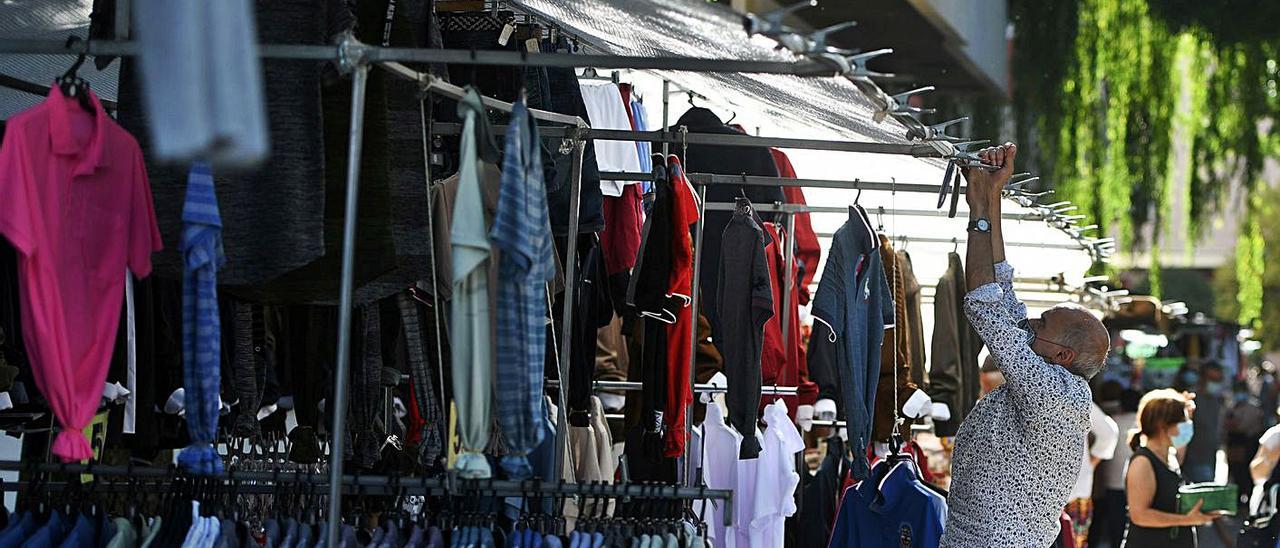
left=0, top=3, right=1117, bottom=537
left=0, top=30, right=955, bottom=539
left=377, top=57, right=586, bottom=492
left=0, top=461, right=735, bottom=525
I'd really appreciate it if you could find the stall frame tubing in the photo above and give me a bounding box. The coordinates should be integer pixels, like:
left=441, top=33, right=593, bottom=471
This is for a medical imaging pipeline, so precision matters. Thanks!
left=428, top=122, right=951, bottom=157
left=0, top=38, right=866, bottom=77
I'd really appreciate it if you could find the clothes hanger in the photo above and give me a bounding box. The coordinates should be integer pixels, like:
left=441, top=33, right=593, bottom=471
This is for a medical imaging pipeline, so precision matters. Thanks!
left=56, top=36, right=94, bottom=113
left=579, top=67, right=621, bottom=83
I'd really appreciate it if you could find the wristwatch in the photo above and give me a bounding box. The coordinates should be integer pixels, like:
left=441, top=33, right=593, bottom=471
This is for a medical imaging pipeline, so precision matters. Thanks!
left=968, top=218, right=992, bottom=233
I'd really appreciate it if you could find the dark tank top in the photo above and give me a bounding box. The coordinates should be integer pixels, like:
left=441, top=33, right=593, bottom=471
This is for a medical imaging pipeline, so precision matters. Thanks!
left=1122, top=446, right=1196, bottom=547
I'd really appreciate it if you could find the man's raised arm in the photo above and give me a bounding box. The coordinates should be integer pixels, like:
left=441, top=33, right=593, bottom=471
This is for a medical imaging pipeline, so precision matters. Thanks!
left=963, top=144, right=1017, bottom=293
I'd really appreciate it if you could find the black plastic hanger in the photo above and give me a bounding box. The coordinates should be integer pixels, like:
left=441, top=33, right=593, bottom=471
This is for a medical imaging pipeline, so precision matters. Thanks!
left=57, top=36, right=94, bottom=113
left=937, top=161, right=954, bottom=209
left=948, top=161, right=963, bottom=218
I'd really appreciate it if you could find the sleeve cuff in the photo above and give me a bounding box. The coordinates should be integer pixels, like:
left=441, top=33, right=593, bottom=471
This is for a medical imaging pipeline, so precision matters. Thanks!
left=796, top=381, right=819, bottom=406
left=930, top=402, right=952, bottom=421
left=965, top=282, right=1003, bottom=304
left=995, top=261, right=1014, bottom=284
left=814, top=399, right=838, bottom=420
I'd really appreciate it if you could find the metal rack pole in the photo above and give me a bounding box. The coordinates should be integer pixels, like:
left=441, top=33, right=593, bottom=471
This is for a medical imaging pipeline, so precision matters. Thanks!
left=778, top=212, right=797, bottom=390
left=687, top=173, right=959, bottom=194
left=326, top=39, right=370, bottom=547
left=551, top=136, right=586, bottom=486
left=819, top=234, right=1087, bottom=251
left=427, top=123, right=948, bottom=157
left=661, top=79, right=671, bottom=157
left=544, top=379, right=799, bottom=395
left=703, top=201, right=1043, bottom=221
left=0, top=39, right=841, bottom=76
left=684, top=185, right=708, bottom=487
left=604, top=172, right=957, bottom=195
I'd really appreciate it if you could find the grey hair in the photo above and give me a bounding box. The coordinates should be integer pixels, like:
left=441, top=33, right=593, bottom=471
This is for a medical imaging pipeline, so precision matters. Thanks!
left=1059, top=324, right=1109, bottom=379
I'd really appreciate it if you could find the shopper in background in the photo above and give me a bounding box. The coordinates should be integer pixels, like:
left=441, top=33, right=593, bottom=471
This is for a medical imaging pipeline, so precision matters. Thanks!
left=1065, top=398, right=1118, bottom=547
left=1260, top=362, right=1279, bottom=430
left=1227, top=383, right=1266, bottom=512
left=1123, top=389, right=1223, bottom=547
left=1249, top=417, right=1280, bottom=493
left=1091, top=386, right=1141, bottom=548
left=1183, top=362, right=1227, bottom=484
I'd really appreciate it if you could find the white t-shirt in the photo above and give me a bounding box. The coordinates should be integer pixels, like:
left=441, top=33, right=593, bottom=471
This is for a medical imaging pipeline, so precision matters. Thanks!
left=703, top=399, right=805, bottom=548
left=1070, top=401, right=1120, bottom=500
left=577, top=83, right=642, bottom=197
left=1252, top=424, right=1280, bottom=514
left=1100, top=411, right=1137, bottom=491
left=703, top=400, right=747, bottom=548
left=747, top=400, right=805, bottom=548
left=1260, top=424, right=1280, bottom=451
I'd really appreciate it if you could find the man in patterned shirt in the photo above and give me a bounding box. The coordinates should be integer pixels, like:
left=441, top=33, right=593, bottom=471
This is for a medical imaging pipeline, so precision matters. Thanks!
left=939, top=143, right=1112, bottom=548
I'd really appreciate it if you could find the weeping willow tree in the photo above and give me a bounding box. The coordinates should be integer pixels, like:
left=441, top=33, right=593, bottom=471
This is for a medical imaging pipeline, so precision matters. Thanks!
left=1008, top=0, right=1280, bottom=339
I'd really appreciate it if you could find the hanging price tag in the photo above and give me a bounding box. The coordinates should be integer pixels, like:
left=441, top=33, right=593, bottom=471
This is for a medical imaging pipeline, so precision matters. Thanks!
left=525, top=38, right=541, bottom=53
left=498, top=22, right=515, bottom=46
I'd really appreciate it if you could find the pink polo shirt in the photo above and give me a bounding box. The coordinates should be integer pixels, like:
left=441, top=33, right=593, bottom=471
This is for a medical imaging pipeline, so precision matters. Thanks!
left=0, top=87, right=161, bottom=461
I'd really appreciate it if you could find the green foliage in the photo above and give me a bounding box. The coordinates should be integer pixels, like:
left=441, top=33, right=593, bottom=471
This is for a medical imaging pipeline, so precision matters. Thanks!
left=1147, top=0, right=1280, bottom=46
left=1010, top=0, right=1280, bottom=336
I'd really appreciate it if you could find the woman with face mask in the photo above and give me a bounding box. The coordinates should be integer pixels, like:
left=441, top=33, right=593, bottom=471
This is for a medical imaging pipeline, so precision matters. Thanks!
left=1122, top=389, right=1224, bottom=546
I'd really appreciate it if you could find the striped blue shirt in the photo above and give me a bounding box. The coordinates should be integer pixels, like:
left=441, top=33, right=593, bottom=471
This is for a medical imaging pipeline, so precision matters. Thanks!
left=490, top=100, right=556, bottom=479
left=177, top=162, right=225, bottom=475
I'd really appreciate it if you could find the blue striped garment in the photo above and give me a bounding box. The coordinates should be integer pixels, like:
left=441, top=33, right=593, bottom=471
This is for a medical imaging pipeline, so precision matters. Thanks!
left=490, top=101, right=556, bottom=479
left=177, top=162, right=225, bottom=475
left=631, top=101, right=653, bottom=194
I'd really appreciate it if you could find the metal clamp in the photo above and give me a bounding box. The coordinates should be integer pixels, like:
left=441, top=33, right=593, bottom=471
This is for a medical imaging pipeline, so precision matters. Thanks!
left=806, top=21, right=859, bottom=55
left=335, top=31, right=369, bottom=75
left=920, top=117, right=970, bottom=143
left=743, top=0, right=818, bottom=54
left=888, top=86, right=937, bottom=116
left=844, top=48, right=895, bottom=79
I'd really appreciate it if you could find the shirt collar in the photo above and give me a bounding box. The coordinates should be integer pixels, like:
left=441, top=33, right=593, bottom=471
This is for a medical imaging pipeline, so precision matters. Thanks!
left=857, top=459, right=918, bottom=513
left=45, top=85, right=112, bottom=175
